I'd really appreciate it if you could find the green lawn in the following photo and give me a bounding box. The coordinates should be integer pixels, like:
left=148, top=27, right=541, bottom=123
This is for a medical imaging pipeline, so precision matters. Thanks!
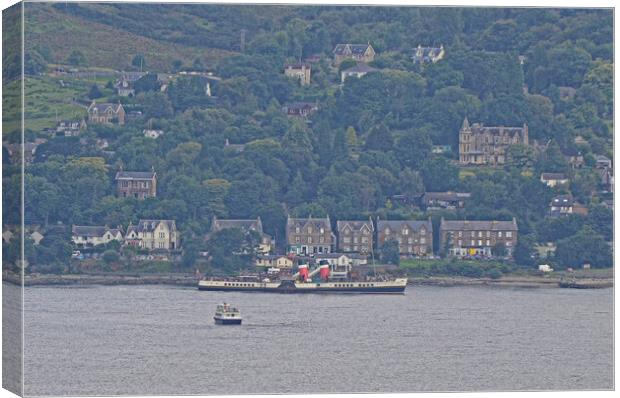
left=3, top=75, right=117, bottom=134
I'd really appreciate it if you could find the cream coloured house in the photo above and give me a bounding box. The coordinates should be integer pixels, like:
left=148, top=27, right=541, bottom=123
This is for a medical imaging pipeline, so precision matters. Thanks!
left=125, top=220, right=180, bottom=250
left=255, top=255, right=294, bottom=269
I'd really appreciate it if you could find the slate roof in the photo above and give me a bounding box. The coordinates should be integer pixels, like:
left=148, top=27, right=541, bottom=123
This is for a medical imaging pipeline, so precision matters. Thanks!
left=551, top=195, right=574, bottom=207
left=115, top=171, right=156, bottom=180
left=88, top=102, right=123, bottom=114
left=333, top=43, right=372, bottom=56
left=541, top=173, right=568, bottom=180
left=336, top=220, right=374, bottom=232
left=287, top=216, right=332, bottom=233
left=440, top=218, right=518, bottom=231
left=72, top=225, right=122, bottom=237
left=127, top=220, right=176, bottom=234
left=422, top=192, right=471, bottom=202
left=377, top=219, right=432, bottom=232
left=211, top=217, right=264, bottom=234
left=284, top=63, right=311, bottom=69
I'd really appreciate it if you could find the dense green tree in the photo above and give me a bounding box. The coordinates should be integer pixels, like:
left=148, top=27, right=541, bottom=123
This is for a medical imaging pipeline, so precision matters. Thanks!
left=554, top=227, right=611, bottom=268
left=67, top=50, right=86, bottom=66
left=381, top=239, right=400, bottom=265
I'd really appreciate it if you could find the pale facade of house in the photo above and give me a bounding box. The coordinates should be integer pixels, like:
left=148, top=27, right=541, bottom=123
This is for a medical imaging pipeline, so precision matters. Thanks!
left=72, top=225, right=123, bottom=247
left=125, top=220, right=180, bottom=250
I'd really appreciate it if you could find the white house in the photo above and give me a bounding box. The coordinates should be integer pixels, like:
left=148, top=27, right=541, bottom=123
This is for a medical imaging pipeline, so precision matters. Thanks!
left=72, top=225, right=123, bottom=246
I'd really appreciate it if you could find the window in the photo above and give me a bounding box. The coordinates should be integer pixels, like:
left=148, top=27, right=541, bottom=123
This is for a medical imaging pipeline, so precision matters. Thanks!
left=420, top=237, right=426, bottom=244
left=296, top=227, right=300, bottom=233
left=295, top=237, right=300, bottom=243
left=320, top=228, right=324, bottom=234
left=506, top=241, right=512, bottom=246
left=319, top=236, right=324, bottom=243
left=478, top=240, right=482, bottom=246
left=353, top=237, right=358, bottom=243
left=361, top=237, right=368, bottom=243
left=343, top=237, right=351, bottom=243
left=506, top=231, right=513, bottom=238
left=402, top=228, right=409, bottom=235
left=385, top=228, right=390, bottom=235
left=498, top=231, right=503, bottom=238
left=308, top=227, right=313, bottom=234
left=478, top=231, right=482, bottom=238
left=420, top=228, right=426, bottom=235
left=471, top=240, right=475, bottom=246
left=458, top=231, right=462, bottom=237
left=308, top=237, right=313, bottom=244
left=486, top=240, right=490, bottom=246
left=486, top=231, right=491, bottom=238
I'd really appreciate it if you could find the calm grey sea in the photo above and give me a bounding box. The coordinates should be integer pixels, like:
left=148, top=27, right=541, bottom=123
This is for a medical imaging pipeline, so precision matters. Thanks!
left=11, top=283, right=614, bottom=395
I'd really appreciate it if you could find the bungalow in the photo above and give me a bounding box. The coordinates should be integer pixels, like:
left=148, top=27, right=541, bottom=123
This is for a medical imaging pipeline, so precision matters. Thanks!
left=315, top=253, right=368, bottom=268
left=56, top=119, right=86, bottom=136
left=283, top=102, right=318, bottom=118
left=422, top=192, right=471, bottom=210
left=340, top=64, right=377, bottom=82
left=143, top=129, right=164, bottom=139
left=72, top=225, right=123, bottom=247
left=540, top=173, right=569, bottom=187
left=255, top=255, right=294, bottom=269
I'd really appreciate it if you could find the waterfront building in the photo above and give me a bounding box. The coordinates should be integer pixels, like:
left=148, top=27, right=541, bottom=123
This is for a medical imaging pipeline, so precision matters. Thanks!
left=376, top=218, right=433, bottom=257
left=439, top=218, right=518, bottom=258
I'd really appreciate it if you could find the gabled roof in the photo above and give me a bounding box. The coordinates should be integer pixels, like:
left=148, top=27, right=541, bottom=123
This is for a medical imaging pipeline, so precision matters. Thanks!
left=336, top=220, right=374, bottom=232
left=377, top=219, right=432, bottom=232
left=72, top=225, right=122, bottom=237
left=128, top=220, right=176, bottom=233
left=211, top=217, right=264, bottom=234
left=333, top=43, right=373, bottom=56
left=440, top=218, right=518, bottom=231
left=115, top=171, right=156, bottom=180
left=88, top=102, right=123, bottom=114
left=287, top=216, right=332, bottom=233
left=551, top=195, right=574, bottom=207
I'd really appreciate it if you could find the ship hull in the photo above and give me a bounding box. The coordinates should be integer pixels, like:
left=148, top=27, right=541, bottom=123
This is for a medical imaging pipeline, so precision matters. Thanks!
left=198, top=279, right=407, bottom=294
left=214, top=317, right=242, bottom=325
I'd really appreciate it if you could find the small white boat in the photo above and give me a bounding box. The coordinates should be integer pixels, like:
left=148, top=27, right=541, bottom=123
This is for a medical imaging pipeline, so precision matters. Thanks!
left=213, top=303, right=242, bottom=325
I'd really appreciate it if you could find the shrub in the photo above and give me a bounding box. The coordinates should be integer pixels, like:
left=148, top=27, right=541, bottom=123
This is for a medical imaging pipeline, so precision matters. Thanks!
left=102, top=250, right=120, bottom=264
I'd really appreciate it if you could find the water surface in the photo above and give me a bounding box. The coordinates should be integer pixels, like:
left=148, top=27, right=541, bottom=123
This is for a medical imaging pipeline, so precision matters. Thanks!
left=17, top=284, right=613, bottom=395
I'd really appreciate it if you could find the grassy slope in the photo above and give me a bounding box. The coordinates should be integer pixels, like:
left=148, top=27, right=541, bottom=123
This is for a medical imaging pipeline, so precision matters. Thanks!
left=24, top=3, right=234, bottom=72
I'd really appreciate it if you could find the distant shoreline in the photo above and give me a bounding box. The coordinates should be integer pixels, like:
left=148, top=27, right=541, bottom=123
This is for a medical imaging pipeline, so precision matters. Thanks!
left=2, top=272, right=613, bottom=289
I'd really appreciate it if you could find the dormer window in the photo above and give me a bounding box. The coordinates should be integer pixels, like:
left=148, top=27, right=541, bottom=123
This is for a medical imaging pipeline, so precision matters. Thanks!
left=402, top=228, right=409, bottom=235
left=295, top=227, right=300, bottom=234
left=385, top=228, right=390, bottom=235
left=320, top=228, right=324, bottom=234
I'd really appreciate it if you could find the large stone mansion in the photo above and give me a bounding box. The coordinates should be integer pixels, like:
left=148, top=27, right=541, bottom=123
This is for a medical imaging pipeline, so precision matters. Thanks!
left=458, top=117, right=529, bottom=166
